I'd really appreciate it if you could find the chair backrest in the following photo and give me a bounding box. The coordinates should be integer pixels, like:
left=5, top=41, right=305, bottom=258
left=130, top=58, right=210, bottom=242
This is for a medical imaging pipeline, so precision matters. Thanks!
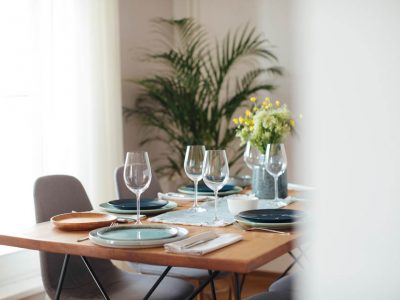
left=33, top=175, right=113, bottom=298
left=114, top=165, right=162, bottom=199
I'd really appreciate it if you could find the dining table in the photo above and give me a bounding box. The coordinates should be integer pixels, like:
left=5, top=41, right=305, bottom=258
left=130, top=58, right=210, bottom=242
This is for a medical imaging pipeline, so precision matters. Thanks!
left=0, top=198, right=303, bottom=300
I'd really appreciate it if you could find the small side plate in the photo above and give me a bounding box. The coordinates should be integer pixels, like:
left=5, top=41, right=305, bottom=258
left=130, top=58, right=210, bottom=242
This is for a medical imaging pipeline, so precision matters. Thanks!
left=51, top=212, right=117, bottom=231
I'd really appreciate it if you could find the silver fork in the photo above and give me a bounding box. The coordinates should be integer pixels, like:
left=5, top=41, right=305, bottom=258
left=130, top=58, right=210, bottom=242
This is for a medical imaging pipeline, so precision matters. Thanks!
left=234, top=222, right=290, bottom=235
left=76, top=222, right=118, bottom=242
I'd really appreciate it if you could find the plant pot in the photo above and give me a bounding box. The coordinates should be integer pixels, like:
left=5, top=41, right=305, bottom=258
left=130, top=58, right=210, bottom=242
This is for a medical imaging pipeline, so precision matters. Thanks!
left=252, top=166, right=288, bottom=199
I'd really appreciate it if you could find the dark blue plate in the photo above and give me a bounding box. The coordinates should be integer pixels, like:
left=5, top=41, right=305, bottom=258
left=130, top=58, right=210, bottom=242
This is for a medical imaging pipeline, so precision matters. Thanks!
left=238, top=209, right=302, bottom=223
left=181, top=183, right=235, bottom=193
left=108, top=199, right=168, bottom=210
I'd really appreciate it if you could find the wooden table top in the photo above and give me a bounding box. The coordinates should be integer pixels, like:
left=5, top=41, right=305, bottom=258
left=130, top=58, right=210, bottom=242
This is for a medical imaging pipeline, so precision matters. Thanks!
left=0, top=202, right=301, bottom=274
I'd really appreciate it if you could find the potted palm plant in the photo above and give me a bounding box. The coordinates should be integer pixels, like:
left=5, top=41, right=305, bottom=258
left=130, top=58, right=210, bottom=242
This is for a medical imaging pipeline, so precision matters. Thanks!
left=124, top=18, right=282, bottom=179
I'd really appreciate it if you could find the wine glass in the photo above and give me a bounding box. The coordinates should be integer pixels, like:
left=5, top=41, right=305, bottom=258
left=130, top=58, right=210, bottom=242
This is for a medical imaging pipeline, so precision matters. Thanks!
left=265, top=144, right=287, bottom=206
left=244, top=141, right=264, bottom=169
left=244, top=142, right=265, bottom=196
left=123, top=151, right=152, bottom=225
left=202, top=150, right=229, bottom=225
left=184, top=145, right=207, bottom=212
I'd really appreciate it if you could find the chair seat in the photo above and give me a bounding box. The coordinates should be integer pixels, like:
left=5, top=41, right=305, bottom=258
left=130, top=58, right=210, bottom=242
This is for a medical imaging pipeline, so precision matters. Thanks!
left=245, top=274, right=296, bottom=300
left=47, top=257, right=194, bottom=300
left=129, top=262, right=229, bottom=281
left=269, top=274, right=295, bottom=293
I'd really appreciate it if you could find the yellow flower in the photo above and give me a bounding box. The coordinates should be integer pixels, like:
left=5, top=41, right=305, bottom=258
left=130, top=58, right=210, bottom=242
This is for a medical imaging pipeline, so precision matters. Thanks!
left=290, top=119, right=295, bottom=127
left=245, top=110, right=251, bottom=117
left=275, top=100, right=281, bottom=107
left=264, top=97, right=270, bottom=103
left=239, top=116, right=244, bottom=124
left=250, top=97, right=257, bottom=102
left=233, top=118, right=239, bottom=125
left=249, top=125, right=254, bottom=131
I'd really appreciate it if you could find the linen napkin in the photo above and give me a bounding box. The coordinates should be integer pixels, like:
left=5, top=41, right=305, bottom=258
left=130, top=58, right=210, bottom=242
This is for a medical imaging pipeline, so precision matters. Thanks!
left=164, top=231, right=243, bottom=255
left=158, top=192, right=208, bottom=202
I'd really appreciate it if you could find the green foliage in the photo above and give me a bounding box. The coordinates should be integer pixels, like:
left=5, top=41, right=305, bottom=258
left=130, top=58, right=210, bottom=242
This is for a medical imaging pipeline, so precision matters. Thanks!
left=124, top=18, right=281, bottom=179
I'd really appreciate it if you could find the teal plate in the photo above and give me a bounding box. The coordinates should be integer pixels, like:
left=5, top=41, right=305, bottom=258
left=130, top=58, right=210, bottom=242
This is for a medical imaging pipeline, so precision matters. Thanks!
left=98, top=201, right=177, bottom=214
left=89, top=226, right=189, bottom=248
left=97, top=225, right=178, bottom=241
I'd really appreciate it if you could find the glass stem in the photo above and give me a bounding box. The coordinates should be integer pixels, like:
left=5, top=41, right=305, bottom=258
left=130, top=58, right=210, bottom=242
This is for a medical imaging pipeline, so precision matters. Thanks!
left=274, top=176, right=279, bottom=201
left=193, top=179, right=198, bottom=208
left=136, top=192, right=142, bottom=224
left=214, top=190, right=218, bottom=222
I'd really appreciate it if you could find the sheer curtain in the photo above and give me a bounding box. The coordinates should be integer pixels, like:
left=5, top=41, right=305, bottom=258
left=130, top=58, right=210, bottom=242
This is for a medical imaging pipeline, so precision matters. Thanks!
left=0, top=0, right=123, bottom=254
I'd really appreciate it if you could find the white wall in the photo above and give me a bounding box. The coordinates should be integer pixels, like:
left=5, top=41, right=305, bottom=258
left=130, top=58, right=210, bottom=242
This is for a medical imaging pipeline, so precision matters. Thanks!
left=119, top=0, right=174, bottom=175
left=293, top=0, right=400, bottom=299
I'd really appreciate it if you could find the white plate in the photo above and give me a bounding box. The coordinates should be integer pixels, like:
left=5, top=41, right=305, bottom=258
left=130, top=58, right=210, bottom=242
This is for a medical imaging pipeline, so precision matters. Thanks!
left=89, top=225, right=188, bottom=248
left=177, top=186, right=242, bottom=196
left=235, top=215, right=298, bottom=229
left=99, top=201, right=177, bottom=214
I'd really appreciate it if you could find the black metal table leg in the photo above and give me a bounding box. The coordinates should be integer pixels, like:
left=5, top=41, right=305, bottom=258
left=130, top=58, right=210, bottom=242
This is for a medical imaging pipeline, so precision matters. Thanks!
left=184, top=271, right=220, bottom=300
left=80, top=256, right=110, bottom=300
left=143, top=266, right=172, bottom=300
left=208, top=270, right=217, bottom=300
left=278, top=250, right=305, bottom=279
left=234, top=273, right=241, bottom=300
left=55, top=254, right=70, bottom=300
left=240, top=274, right=246, bottom=293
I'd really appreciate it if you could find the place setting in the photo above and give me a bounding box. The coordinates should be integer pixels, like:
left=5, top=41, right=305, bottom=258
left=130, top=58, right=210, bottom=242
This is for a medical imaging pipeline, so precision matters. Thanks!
left=98, top=198, right=177, bottom=215
left=234, top=208, right=303, bottom=232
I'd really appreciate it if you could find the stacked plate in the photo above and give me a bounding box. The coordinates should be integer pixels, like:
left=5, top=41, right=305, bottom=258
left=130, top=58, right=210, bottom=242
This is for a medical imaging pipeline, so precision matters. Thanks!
left=235, top=209, right=303, bottom=229
left=99, top=198, right=177, bottom=214
left=177, top=183, right=242, bottom=196
left=89, top=224, right=188, bottom=248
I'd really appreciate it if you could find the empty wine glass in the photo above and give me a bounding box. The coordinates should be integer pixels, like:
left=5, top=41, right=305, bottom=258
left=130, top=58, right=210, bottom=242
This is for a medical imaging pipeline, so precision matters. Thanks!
left=123, top=151, right=152, bottom=224
left=202, top=150, right=229, bottom=226
left=265, top=144, right=287, bottom=206
left=184, top=145, right=206, bottom=212
left=244, top=142, right=264, bottom=196
left=244, top=141, right=264, bottom=169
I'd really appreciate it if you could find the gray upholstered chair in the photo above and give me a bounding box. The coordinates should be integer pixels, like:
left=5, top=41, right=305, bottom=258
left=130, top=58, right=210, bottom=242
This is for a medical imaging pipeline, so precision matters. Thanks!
left=34, top=175, right=194, bottom=300
left=114, top=166, right=230, bottom=282
left=245, top=274, right=295, bottom=300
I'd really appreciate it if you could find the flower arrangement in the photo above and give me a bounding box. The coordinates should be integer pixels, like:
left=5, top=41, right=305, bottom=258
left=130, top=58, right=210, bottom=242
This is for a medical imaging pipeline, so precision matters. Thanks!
left=233, top=97, right=296, bottom=154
